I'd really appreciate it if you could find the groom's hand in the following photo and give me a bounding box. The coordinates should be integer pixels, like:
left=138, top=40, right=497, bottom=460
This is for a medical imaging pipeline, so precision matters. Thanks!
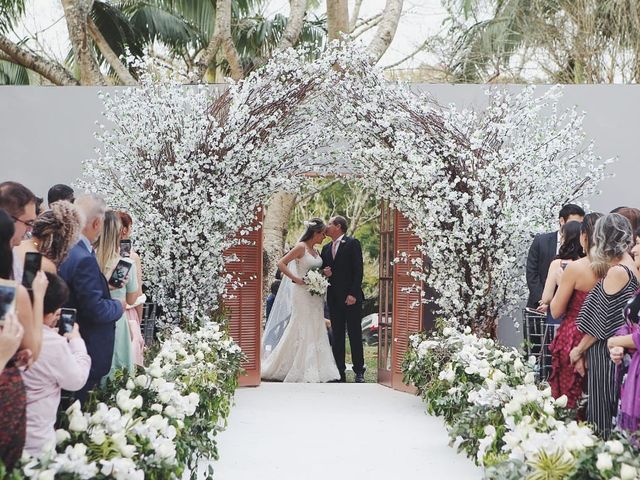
left=345, top=295, right=356, bottom=306
left=323, top=267, right=332, bottom=277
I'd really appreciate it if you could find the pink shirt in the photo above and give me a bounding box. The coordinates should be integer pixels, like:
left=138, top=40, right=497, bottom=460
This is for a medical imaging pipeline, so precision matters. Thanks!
left=22, top=326, right=91, bottom=455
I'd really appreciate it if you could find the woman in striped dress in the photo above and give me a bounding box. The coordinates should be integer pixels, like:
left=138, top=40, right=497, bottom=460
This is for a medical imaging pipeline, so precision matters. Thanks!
left=571, top=213, right=640, bottom=438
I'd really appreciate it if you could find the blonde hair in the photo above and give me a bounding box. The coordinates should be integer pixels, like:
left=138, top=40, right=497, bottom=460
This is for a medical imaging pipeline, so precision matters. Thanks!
left=94, top=210, right=122, bottom=276
left=590, top=213, right=633, bottom=278
left=32, top=201, right=83, bottom=266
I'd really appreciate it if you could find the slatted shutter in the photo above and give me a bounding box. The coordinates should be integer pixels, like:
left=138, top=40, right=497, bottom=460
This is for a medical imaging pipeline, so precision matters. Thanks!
left=225, top=212, right=263, bottom=387
left=391, top=211, right=422, bottom=393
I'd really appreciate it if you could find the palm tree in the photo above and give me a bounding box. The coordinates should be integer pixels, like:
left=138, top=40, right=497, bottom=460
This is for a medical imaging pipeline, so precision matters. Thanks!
left=0, top=0, right=326, bottom=85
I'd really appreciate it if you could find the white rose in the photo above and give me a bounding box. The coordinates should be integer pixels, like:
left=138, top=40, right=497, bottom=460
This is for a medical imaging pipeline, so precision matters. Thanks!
left=524, top=372, right=535, bottom=384
left=90, top=428, right=106, bottom=446
left=149, top=366, right=163, bottom=378
left=158, top=391, right=172, bottom=404
left=164, top=405, right=177, bottom=418
left=606, top=440, right=625, bottom=455
left=55, top=429, right=71, bottom=445
left=483, top=425, right=496, bottom=437
left=492, top=370, right=506, bottom=383
left=596, top=453, right=613, bottom=472
left=116, top=390, right=132, bottom=411
left=37, top=470, right=56, bottom=480
left=135, top=374, right=149, bottom=388
left=620, top=464, right=637, bottom=480
left=151, top=403, right=163, bottom=413
left=513, top=358, right=524, bottom=371
left=68, top=414, right=88, bottom=433
left=119, top=444, right=136, bottom=458
left=130, top=395, right=143, bottom=410
left=126, top=379, right=135, bottom=390
left=195, top=351, right=204, bottom=361
left=554, top=395, right=568, bottom=408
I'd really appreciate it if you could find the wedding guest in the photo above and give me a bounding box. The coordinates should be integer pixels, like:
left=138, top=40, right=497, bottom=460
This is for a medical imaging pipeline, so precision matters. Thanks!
left=22, top=272, right=90, bottom=456
left=0, top=208, right=46, bottom=362
left=572, top=214, right=640, bottom=437
left=526, top=204, right=585, bottom=309
left=0, top=313, right=24, bottom=470
left=34, top=197, right=44, bottom=217
left=0, top=209, right=47, bottom=470
left=632, top=228, right=640, bottom=272
left=116, top=211, right=144, bottom=366
left=47, top=184, right=74, bottom=207
left=538, top=220, right=585, bottom=309
left=13, top=201, right=83, bottom=274
left=58, top=195, right=123, bottom=401
left=615, top=207, right=640, bottom=243
left=95, top=211, right=138, bottom=378
left=548, top=213, right=602, bottom=409
left=0, top=181, right=37, bottom=280
left=608, top=289, right=640, bottom=437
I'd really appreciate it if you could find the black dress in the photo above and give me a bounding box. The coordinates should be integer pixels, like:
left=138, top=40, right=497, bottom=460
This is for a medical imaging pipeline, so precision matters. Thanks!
left=577, top=264, right=639, bottom=438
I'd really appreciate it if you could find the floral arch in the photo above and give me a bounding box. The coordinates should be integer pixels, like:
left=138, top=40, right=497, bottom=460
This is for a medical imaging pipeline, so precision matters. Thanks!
left=83, top=44, right=607, bottom=387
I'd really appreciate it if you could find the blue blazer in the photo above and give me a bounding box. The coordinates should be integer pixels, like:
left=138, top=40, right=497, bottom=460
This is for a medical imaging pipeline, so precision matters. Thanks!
left=58, top=240, right=123, bottom=383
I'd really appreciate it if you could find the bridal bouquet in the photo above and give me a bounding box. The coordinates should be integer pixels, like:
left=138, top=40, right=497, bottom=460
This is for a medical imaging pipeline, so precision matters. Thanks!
left=304, top=268, right=330, bottom=297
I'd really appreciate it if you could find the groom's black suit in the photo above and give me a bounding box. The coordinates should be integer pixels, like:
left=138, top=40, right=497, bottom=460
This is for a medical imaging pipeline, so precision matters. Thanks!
left=321, top=235, right=365, bottom=378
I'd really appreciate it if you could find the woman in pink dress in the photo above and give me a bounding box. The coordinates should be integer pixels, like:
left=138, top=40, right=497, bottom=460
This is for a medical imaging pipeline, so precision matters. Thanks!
left=548, top=213, right=602, bottom=409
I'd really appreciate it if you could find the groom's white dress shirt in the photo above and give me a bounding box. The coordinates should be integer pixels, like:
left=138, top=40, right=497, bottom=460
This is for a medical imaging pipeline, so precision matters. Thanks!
left=332, top=234, right=345, bottom=258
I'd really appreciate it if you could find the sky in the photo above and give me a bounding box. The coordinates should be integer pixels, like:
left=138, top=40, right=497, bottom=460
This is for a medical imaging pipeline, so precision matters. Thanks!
left=15, top=0, right=449, bottom=71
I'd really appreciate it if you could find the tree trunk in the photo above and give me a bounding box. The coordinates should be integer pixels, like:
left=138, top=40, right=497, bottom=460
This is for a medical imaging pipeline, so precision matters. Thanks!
left=0, top=34, right=79, bottom=85
left=367, top=0, right=403, bottom=62
left=262, top=191, right=297, bottom=293
left=60, top=0, right=105, bottom=85
left=87, top=18, right=137, bottom=85
left=277, top=0, right=308, bottom=50
left=349, top=0, right=364, bottom=33
left=326, top=0, right=349, bottom=41
left=196, top=0, right=243, bottom=81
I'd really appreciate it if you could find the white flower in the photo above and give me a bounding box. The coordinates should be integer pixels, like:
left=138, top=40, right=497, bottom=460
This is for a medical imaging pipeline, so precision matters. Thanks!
left=90, top=428, right=106, bottom=446
left=151, top=403, right=163, bottom=413
left=164, top=405, right=177, bottom=418
left=68, top=413, right=88, bottom=433
left=620, top=464, right=637, bottom=480
left=37, top=470, right=56, bottom=480
left=606, top=440, right=625, bottom=455
left=554, top=395, right=568, bottom=408
left=126, top=379, right=135, bottom=390
left=596, top=452, right=613, bottom=472
left=149, top=365, right=163, bottom=378
left=135, top=374, right=149, bottom=388
left=55, top=429, right=71, bottom=445
left=524, top=372, right=535, bottom=384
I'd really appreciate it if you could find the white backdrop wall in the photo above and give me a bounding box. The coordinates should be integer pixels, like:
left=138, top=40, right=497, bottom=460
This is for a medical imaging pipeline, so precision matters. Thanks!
left=0, top=84, right=638, bottom=345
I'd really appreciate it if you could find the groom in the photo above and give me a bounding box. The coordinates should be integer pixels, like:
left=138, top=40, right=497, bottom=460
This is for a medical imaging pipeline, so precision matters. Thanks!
left=321, top=216, right=366, bottom=383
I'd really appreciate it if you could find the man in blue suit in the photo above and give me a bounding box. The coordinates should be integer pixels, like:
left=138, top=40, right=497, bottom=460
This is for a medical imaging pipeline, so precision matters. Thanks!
left=59, top=194, right=123, bottom=401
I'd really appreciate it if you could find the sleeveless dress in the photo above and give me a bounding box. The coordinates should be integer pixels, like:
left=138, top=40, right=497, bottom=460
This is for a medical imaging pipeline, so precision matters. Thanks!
left=261, top=251, right=340, bottom=383
left=0, top=363, right=26, bottom=470
left=549, top=289, right=589, bottom=409
left=577, top=265, right=639, bottom=438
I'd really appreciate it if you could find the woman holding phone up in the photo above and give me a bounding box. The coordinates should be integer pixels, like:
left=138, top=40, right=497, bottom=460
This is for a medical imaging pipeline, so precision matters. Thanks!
left=95, top=211, right=138, bottom=380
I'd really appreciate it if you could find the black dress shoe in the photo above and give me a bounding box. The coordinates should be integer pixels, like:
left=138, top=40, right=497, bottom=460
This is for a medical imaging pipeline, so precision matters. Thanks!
left=329, top=376, right=346, bottom=383
left=355, top=373, right=365, bottom=383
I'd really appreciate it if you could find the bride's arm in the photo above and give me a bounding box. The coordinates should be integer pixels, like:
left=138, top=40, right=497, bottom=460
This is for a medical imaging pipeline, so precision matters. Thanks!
left=278, top=243, right=306, bottom=285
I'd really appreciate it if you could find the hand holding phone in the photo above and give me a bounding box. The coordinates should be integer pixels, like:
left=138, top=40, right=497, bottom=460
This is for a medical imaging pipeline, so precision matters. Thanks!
left=58, top=308, right=77, bottom=336
left=22, top=252, right=42, bottom=290
left=108, top=259, right=133, bottom=289
left=0, top=279, right=17, bottom=326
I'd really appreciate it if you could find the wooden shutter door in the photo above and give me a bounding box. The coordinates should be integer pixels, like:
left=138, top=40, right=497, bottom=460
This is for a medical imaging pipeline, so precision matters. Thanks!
left=391, top=211, right=422, bottom=393
left=225, top=211, right=263, bottom=387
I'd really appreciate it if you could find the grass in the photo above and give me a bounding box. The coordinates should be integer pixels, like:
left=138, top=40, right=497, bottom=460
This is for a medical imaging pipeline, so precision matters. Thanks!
left=345, top=342, right=378, bottom=383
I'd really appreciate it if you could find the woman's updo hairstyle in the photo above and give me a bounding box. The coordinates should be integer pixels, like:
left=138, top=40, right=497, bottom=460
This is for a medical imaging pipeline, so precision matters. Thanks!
left=32, top=200, right=84, bottom=266
left=580, top=212, right=603, bottom=256
left=590, top=213, right=633, bottom=278
left=300, top=217, right=325, bottom=242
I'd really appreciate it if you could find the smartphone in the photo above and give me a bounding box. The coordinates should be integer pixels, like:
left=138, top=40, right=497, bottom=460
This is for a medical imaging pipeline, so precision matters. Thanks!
left=22, top=251, right=42, bottom=290
left=58, top=308, right=76, bottom=336
left=0, top=279, right=17, bottom=326
left=120, top=239, right=132, bottom=258
left=108, top=259, right=133, bottom=289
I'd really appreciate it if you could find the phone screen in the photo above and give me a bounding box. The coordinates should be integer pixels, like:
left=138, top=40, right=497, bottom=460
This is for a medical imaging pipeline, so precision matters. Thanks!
left=120, top=239, right=132, bottom=258
left=22, top=252, right=42, bottom=289
left=0, top=281, right=17, bottom=324
left=109, top=260, right=133, bottom=288
left=58, top=308, right=76, bottom=335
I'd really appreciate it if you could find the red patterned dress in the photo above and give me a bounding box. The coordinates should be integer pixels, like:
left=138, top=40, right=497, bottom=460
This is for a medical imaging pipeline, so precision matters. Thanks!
left=0, top=363, right=26, bottom=470
left=549, top=290, right=589, bottom=409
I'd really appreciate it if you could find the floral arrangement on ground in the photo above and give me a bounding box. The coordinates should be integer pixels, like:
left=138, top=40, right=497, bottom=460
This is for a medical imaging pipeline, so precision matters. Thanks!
left=403, top=321, right=640, bottom=480
left=5, top=321, right=243, bottom=480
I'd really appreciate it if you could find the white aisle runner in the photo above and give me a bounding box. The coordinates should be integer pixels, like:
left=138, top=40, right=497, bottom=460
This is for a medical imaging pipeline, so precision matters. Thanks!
left=211, top=383, right=482, bottom=480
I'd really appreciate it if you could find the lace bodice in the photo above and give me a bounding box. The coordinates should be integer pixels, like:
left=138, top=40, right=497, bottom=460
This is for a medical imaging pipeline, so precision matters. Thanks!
left=296, top=250, right=322, bottom=277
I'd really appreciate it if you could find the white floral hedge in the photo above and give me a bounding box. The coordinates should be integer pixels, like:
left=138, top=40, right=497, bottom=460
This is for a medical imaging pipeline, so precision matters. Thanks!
left=403, top=323, right=640, bottom=479
left=7, top=322, right=243, bottom=480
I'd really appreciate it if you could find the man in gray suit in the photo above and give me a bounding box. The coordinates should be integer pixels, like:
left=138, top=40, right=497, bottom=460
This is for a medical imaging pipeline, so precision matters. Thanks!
left=526, top=204, right=585, bottom=309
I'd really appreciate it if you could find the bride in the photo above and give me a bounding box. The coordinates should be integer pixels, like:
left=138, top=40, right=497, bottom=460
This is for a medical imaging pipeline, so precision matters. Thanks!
left=261, top=218, right=340, bottom=382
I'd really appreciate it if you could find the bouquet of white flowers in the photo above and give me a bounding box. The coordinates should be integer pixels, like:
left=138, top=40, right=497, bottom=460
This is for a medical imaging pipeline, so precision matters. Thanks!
left=304, top=268, right=330, bottom=297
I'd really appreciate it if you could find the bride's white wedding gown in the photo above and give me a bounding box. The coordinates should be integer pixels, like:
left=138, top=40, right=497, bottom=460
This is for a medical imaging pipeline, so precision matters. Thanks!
left=261, top=251, right=340, bottom=382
